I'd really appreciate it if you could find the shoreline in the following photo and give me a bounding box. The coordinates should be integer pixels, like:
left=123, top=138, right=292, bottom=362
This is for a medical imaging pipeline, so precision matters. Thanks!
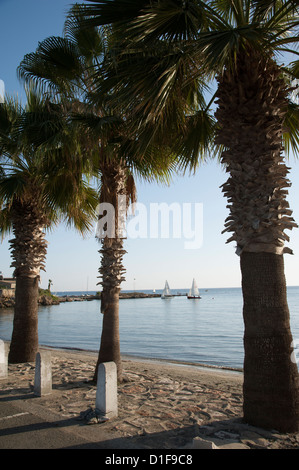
left=39, top=343, right=243, bottom=375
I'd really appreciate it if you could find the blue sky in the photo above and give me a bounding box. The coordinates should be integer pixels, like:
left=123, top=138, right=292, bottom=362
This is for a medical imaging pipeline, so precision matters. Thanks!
left=1, top=0, right=299, bottom=292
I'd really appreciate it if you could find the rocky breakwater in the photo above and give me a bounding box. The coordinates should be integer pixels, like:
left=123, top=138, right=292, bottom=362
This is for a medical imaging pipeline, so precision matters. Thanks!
left=0, top=294, right=61, bottom=308
left=0, top=288, right=62, bottom=308
left=58, top=294, right=100, bottom=303
left=57, top=292, right=161, bottom=302
left=0, top=291, right=160, bottom=308
left=0, top=296, right=15, bottom=308
left=119, top=292, right=160, bottom=299
left=38, top=295, right=60, bottom=306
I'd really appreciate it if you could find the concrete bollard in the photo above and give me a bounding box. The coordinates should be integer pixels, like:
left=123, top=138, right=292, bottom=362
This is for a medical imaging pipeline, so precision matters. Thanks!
left=95, top=361, right=118, bottom=419
left=34, top=351, right=52, bottom=396
left=0, top=339, right=8, bottom=379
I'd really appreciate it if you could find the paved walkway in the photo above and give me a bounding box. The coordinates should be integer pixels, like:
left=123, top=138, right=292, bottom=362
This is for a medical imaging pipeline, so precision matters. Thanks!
left=1, top=347, right=298, bottom=450
left=0, top=390, right=130, bottom=449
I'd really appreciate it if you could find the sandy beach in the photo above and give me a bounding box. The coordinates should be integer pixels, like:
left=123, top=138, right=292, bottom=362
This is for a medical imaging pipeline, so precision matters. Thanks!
left=1, top=345, right=299, bottom=449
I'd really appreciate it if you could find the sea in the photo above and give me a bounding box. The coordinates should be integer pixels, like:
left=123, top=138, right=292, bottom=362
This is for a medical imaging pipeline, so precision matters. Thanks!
left=1, top=286, right=299, bottom=371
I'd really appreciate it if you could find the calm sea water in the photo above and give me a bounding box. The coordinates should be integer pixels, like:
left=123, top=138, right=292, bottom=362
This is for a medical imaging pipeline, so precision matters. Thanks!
left=1, top=287, right=299, bottom=370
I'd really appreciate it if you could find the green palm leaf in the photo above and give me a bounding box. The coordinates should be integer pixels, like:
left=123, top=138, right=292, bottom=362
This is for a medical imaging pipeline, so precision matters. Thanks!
left=18, top=37, right=85, bottom=96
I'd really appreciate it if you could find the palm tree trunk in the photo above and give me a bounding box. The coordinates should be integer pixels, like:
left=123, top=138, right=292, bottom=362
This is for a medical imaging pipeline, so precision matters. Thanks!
left=241, top=252, right=299, bottom=432
left=8, top=275, right=39, bottom=363
left=94, top=164, right=127, bottom=383
left=8, top=199, right=48, bottom=363
left=215, top=50, right=299, bottom=432
left=94, top=276, right=123, bottom=383
left=94, top=237, right=126, bottom=382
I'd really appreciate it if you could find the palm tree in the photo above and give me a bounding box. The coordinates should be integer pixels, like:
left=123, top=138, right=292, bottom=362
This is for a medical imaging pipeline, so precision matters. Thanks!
left=82, top=0, right=299, bottom=431
left=0, top=89, right=98, bottom=363
left=18, top=4, right=174, bottom=381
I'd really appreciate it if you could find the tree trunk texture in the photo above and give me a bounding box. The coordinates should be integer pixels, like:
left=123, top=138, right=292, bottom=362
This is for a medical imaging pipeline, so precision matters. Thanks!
left=215, top=50, right=299, bottom=431
left=94, top=284, right=123, bottom=383
left=8, top=275, right=39, bottom=363
left=94, top=164, right=127, bottom=383
left=215, top=51, right=297, bottom=255
left=241, top=252, right=299, bottom=432
left=8, top=199, right=48, bottom=363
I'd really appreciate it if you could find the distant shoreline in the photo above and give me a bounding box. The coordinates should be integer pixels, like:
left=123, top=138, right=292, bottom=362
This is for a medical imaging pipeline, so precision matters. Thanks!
left=2, top=285, right=299, bottom=308
left=57, top=292, right=164, bottom=302
left=0, top=291, right=167, bottom=308
left=56, top=291, right=191, bottom=302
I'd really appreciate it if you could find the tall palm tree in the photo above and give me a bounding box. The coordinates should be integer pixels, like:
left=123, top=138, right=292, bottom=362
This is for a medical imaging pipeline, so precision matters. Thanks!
left=0, top=89, right=98, bottom=363
left=82, top=0, right=299, bottom=431
left=18, top=4, right=174, bottom=381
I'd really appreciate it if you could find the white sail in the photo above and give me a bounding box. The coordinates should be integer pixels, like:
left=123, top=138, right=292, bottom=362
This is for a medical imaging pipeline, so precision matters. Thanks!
left=161, top=280, right=173, bottom=298
left=188, top=278, right=200, bottom=298
left=164, top=281, right=170, bottom=295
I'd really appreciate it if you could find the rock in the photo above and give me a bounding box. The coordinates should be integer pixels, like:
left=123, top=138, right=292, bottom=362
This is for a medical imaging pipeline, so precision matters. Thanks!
left=38, top=295, right=60, bottom=306
left=220, top=442, right=250, bottom=449
left=214, top=430, right=240, bottom=440
left=0, top=297, right=15, bottom=308
left=1, top=293, right=60, bottom=308
left=78, top=407, right=110, bottom=425
left=240, top=430, right=272, bottom=448
left=192, top=437, right=219, bottom=449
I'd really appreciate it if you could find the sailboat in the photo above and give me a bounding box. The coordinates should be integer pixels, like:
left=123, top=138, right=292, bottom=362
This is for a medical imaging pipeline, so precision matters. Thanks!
left=187, top=278, right=201, bottom=299
left=161, top=280, right=173, bottom=299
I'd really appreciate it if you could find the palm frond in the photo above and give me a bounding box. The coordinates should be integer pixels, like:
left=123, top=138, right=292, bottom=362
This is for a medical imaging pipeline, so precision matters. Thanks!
left=284, top=100, right=299, bottom=158
left=0, top=89, right=99, bottom=236
left=18, top=36, right=85, bottom=96
left=81, top=0, right=151, bottom=29
left=122, top=0, right=210, bottom=43
left=64, top=3, right=106, bottom=63
left=0, top=205, right=13, bottom=239
left=288, top=60, right=299, bottom=79
left=252, top=0, right=298, bottom=22
left=175, top=108, right=222, bottom=173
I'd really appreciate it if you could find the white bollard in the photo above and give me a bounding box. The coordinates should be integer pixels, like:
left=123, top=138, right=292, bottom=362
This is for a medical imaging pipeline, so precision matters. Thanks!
left=95, top=362, right=118, bottom=419
left=0, top=339, right=8, bottom=379
left=34, top=351, right=52, bottom=396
